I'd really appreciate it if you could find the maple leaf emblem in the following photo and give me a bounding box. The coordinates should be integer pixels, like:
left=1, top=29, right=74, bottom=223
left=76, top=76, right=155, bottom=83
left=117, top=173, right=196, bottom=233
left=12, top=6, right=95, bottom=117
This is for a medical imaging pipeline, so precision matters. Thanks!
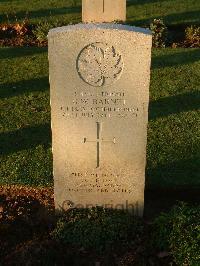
left=77, top=42, right=124, bottom=87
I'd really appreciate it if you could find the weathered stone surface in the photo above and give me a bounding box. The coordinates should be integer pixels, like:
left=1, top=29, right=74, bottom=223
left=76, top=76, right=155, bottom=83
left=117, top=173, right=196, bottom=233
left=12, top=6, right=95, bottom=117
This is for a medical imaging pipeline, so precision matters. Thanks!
left=48, top=24, right=152, bottom=215
left=82, top=0, right=126, bottom=23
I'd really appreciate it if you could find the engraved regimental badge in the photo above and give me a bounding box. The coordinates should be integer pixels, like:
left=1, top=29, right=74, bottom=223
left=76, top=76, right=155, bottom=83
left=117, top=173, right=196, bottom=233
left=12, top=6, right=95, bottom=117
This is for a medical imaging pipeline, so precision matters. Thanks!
left=77, top=42, right=124, bottom=87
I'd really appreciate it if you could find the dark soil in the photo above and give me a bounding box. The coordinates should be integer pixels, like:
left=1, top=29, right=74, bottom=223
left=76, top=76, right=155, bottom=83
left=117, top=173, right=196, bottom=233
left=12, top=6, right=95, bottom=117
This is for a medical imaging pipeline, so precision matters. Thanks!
left=0, top=23, right=199, bottom=48
left=0, top=185, right=199, bottom=265
left=0, top=23, right=47, bottom=47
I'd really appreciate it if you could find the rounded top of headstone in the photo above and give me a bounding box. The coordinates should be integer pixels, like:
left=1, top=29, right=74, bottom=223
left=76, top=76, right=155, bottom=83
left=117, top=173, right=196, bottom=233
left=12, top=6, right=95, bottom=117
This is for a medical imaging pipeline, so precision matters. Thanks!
left=48, top=23, right=152, bottom=37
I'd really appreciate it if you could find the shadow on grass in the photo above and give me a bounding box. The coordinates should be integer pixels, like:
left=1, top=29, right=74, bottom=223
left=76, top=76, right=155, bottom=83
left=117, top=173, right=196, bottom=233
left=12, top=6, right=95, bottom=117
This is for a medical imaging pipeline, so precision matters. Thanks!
left=0, top=47, right=47, bottom=60
left=127, top=0, right=162, bottom=7
left=162, top=10, right=200, bottom=25
left=144, top=184, right=200, bottom=219
left=146, top=156, right=200, bottom=189
left=152, top=49, right=200, bottom=69
left=128, top=10, right=200, bottom=26
left=149, top=91, right=200, bottom=120
left=0, top=123, right=51, bottom=156
left=0, top=6, right=81, bottom=22
left=0, top=77, right=49, bottom=99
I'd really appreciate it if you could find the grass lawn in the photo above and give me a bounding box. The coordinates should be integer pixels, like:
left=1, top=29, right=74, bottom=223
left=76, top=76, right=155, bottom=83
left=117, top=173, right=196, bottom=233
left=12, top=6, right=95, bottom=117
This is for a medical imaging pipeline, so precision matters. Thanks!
left=0, top=0, right=199, bottom=26
left=0, top=47, right=199, bottom=188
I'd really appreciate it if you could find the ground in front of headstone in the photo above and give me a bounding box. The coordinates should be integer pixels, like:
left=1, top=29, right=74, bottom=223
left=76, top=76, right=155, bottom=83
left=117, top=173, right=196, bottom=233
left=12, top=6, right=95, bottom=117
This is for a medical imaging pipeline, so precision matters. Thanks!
left=1, top=185, right=199, bottom=265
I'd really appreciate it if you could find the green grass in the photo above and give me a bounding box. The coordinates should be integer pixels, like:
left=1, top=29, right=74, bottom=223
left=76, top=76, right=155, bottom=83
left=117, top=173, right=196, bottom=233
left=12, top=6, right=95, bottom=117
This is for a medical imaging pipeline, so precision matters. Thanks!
left=0, top=48, right=52, bottom=186
left=0, top=0, right=199, bottom=26
left=0, top=47, right=199, bottom=188
left=148, top=49, right=200, bottom=187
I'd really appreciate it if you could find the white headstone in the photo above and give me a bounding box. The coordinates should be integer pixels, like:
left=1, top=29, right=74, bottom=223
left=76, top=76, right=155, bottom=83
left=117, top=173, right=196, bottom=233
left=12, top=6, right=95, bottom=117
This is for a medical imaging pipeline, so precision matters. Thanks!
left=82, top=0, right=126, bottom=23
left=48, top=23, right=152, bottom=215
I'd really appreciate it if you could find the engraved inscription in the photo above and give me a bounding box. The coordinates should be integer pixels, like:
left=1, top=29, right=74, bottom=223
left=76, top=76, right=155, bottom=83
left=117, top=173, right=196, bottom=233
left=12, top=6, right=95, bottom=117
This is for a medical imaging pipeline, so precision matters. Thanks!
left=77, top=42, right=124, bottom=87
left=61, top=90, right=140, bottom=119
left=67, top=172, right=133, bottom=194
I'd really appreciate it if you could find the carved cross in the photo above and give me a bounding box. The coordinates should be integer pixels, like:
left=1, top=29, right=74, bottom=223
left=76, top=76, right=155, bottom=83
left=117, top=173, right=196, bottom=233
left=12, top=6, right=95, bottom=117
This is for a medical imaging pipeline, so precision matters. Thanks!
left=84, top=122, right=116, bottom=168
